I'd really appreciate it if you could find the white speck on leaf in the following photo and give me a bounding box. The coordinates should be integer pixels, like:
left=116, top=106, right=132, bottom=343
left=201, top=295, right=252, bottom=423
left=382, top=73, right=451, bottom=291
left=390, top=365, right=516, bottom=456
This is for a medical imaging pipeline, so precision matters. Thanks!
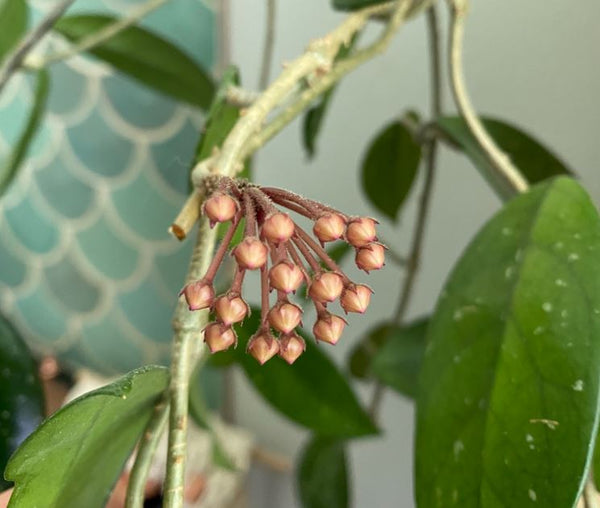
left=526, top=434, right=534, bottom=443
left=505, top=266, right=515, bottom=279
left=554, top=241, right=564, bottom=250
left=502, top=227, right=512, bottom=236
left=529, top=489, right=537, bottom=502
left=561, top=309, right=568, bottom=318
left=568, top=253, right=580, bottom=262
left=573, top=379, right=584, bottom=392
left=542, top=302, right=553, bottom=313
left=555, top=279, right=567, bottom=287
left=533, top=326, right=545, bottom=336
left=453, top=440, right=464, bottom=460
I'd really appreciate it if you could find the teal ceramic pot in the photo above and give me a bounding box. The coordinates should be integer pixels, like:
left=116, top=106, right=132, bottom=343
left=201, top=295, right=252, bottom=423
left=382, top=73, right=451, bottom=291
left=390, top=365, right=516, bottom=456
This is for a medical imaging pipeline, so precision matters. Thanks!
left=0, top=0, right=218, bottom=375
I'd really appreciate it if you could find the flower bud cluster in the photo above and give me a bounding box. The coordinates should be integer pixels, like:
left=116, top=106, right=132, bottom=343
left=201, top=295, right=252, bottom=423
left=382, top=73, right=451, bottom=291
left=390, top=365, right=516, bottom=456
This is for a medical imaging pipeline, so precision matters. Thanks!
left=180, top=177, right=385, bottom=365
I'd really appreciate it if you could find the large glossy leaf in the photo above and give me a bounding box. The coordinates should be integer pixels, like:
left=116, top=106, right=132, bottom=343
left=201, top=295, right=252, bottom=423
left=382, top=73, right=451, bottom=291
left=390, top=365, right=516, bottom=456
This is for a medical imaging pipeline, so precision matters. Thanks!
left=215, top=310, right=377, bottom=437
left=416, top=177, right=600, bottom=507
left=0, top=0, right=27, bottom=62
left=361, top=121, right=421, bottom=221
left=298, top=436, right=349, bottom=508
left=370, top=317, right=427, bottom=399
left=0, top=70, right=49, bottom=196
left=54, top=15, right=214, bottom=110
left=302, top=35, right=357, bottom=159
left=0, top=315, right=43, bottom=490
left=6, top=366, right=168, bottom=508
left=437, top=116, right=573, bottom=187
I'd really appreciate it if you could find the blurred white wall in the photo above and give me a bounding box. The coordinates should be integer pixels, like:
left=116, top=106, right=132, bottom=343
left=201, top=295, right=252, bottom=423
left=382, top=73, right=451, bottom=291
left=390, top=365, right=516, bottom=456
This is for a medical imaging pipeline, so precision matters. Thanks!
left=228, top=1, right=600, bottom=506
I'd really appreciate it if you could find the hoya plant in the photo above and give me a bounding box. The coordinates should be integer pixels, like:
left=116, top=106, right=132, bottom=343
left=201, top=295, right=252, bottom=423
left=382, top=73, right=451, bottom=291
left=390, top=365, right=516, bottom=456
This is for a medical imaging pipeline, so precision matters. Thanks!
left=0, top=0, right=598, bottom=507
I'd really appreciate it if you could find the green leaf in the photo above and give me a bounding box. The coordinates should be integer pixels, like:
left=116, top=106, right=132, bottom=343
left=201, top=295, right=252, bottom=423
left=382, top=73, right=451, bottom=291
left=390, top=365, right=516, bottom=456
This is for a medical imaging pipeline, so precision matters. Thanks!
left=437, top=116, right=573, bottom=187
left=298, top=436, right=349, bottom=508
left=54, top=15, right=214, bottom=110
left=0, top=314, right=44, bottom=490
left=332, top=0, right=433, bottom=17
left=416, top=177, right=600, bottom=507
left=0, top=0, right=27, bottom=62
left=347, top=323, right=391, bottom=380
left=0, top=70, right=49, bottom=196
left=302, top=35, right=357, bottom=158
left=370, top=317, right=427, bottom=399
left=219, top=310, right=377, bottom=437
left=6, top=366, right=168, bottom=508
left=361, top=121, right=421, bottom=221
left=326, top=242, right=352, bottom=266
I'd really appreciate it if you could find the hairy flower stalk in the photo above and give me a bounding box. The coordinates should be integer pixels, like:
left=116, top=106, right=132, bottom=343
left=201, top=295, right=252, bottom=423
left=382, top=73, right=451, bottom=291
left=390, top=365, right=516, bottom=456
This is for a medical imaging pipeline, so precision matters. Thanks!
left=180, top=176, right=384, bottom=364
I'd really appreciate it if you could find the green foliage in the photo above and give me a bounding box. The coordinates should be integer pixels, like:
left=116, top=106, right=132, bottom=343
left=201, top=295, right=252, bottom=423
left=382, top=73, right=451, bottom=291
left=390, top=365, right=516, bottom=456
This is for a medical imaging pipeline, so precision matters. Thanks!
left=302, top=35, right=357, bottom=158
left=437, top=116, right=573, bottom=190
left=0, top=314, right=44, bottom=490
left=5, top=366, right=168, bottom=508
left=298, top=436, right=349, bottom=508
left=332, top=0, right=432, bottom=17
left=54, top=15, right=214, bottom=110
left=0, top=70, right=49, bottom=196
left=348, top=322, right=392, bottom=380
left=361, top=121, right=421, bottom=221
left=370, top=317, right=427, bottom=399
left=0, top=0, right=27, bottom=63
left=212, top=310, right=377, bottom=438
left=416, top=177, right=600, bottom=507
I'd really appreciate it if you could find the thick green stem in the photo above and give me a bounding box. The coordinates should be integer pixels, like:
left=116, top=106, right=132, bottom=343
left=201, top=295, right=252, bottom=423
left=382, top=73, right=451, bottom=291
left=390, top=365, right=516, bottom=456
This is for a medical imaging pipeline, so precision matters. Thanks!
left=163, top=217, right=218, bottom=507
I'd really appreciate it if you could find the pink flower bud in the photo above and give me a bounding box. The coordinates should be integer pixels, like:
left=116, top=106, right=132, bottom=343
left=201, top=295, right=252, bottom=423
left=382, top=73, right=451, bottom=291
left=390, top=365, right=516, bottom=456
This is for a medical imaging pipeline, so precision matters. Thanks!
left=313, top=213, right=346, bottom=243
left=278, top=333, right=306, bottom=364
left=346, top=217, right=378, bottom=247
left=203, top=192, right=238, bottom=226
left=232, top=237, right=268, bottom=270
left=214, top=295, right=249, bottom=325
left=355, top=243, right=386, bottom=272
left=308, top=272, right=344, bottom=303
left=247, top=331, right=279, bottom=365
left=204, top=322, right=237, bottom=353
left=340, top=284, right=373, bottom=314
left=179, top=280, right=215, bottom=311
left=269, top=261, right=304, bottom=293
left=268, top=302, right=303, bottom=334
left=313, top=313, right=347, bottom=345
left=261, top=212, right=295, bottom=243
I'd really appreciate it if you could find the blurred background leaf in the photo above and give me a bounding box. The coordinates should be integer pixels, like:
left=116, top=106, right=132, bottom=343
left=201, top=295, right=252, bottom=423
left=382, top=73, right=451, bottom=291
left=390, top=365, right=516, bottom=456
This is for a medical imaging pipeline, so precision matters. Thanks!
left=0, top=69, right=49, bottom=196
left=298, top=435, right=349, bottom=508
left=437, top=116, right=573, bottom=185
left=54, top=15, right=215, bottom=110
left=0, top=0, right=28, bottom=63
left=0, top=314, right=44, bottom=491
left=361, top=121, right=421, bottom=221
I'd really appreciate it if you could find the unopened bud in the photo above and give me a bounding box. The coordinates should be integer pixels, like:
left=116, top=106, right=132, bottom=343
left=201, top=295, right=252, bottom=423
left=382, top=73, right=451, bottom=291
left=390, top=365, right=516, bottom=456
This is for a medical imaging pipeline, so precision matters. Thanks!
left=269, top=261, right=304, bottom=293
left=355, top=243, right=386, bottom=272
left=268, top=302, right=303, bottom=334
left=247, top=331, right=279, bottom=365
left=308, top=272, right=344, bottom=303
left=214, top=295, right=249, bottom=325
left=261, top=212, right=295, bottom=243
left=232, top=237, right=268, bottom=270
left=313, top=314, right=347, bottom=345
left=313, top=213, right=346, bottom=243
left=180, top=280, right=214, bottom=311
left=203, top=192, right=238, bottom=226
left=340, top=284, right=373, bottom=314
left=204, top=322, right=237, bottom=353
left=346, top=217, right=378, bottom=247
left=278, top=333, right=306, bottom=364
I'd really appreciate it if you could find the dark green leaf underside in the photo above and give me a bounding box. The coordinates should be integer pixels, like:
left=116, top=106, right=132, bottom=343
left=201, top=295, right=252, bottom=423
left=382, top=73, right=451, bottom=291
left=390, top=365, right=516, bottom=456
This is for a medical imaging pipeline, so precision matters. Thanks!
left=0, top=314, right=44, bottom=490
left=0, top=0, right=27, bottom=63
left=361, top=121, right=421, bottom=221
left=6, top=366, right=168, bottom=508
left=54, top=15, right=214, bottom=110
left=298, top=436, right=349, bottom=508
left=416, top=177, right=600, bottom=507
